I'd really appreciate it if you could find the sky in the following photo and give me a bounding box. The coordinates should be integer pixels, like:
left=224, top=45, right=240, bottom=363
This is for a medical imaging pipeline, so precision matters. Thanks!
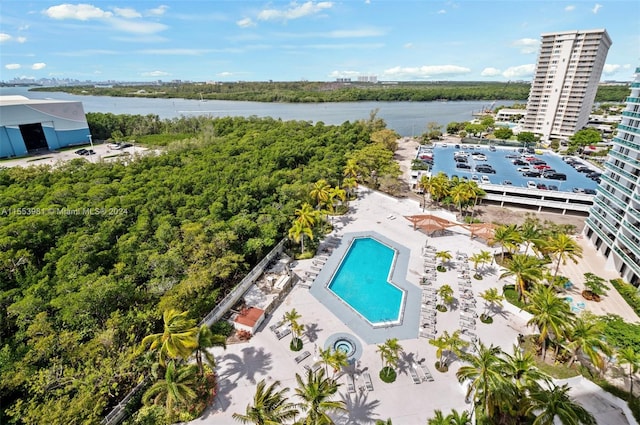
left=1, top=1, right=638, bottom=83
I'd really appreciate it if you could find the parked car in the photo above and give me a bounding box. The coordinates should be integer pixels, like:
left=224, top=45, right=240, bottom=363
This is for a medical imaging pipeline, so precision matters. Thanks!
left=489, top=145, right=496, bottom=152
left=472, top=153, right=487, bottom=161
left=74, top=148, right=88, bottom=155
left=541, top=169, right=557, bottom=177
left=523, top=170, right=542, bottom=177
left=454, top=144, right=460, bottom=149
left=587, top=172, right=602, bottom=179
left=534, top=164, right=551, bottom=170
left=505, top=154, right=520, bottom=159
left=517, top=166, right=531, bottom=172
left=513, top=159, right=528, bottom=166
left=584, top=188, right=597, bottom=195
left=572, top=187, right=586, bottom=193
left=475, top=165, right=496, bottom=174
left=576, top=166, right=592, bottom=173
left=527, top=181, right=537, bottom=189
left=455, top=156, right=468, bottom=163
left=481, top=175, right=491, bottom=184
left=471, top=175, right=480, bottom=182
left=456, top=163, right=471, bottom=169
left=502, top=180, right=513, bottom=185
left=536, top=183, right=548, bottom=190
left=548, top=185, right=559, bottom=191
left=546, top=172, right=567, bottom=180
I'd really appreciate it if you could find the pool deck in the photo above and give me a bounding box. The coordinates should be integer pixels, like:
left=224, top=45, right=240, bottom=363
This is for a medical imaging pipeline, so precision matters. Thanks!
left=191, top=188, right=637, bottom=425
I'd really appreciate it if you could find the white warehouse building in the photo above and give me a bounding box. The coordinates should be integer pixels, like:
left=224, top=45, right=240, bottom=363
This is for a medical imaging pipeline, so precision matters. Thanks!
left=0, top=95, right=91, bottom=158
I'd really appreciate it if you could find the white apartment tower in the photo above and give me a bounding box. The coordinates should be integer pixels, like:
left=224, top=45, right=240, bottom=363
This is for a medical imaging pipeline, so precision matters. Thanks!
left=523, top=29, right=612, bottom=141
left=585, top=67, right=640, bottom=287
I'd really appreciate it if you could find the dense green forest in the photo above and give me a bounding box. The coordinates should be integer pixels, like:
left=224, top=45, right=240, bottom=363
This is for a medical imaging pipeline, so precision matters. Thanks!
left=0, top=115, right=387, bottom=424
left=31, top=81, right=630, bottom=103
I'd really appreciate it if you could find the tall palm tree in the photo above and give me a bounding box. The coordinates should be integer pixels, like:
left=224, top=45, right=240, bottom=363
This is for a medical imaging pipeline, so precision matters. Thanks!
left=233, top=379, right=299, bottom=425
left=519, top=219, right=544, bottom=256
left=376, top=338, right=403, bottom=379
left=310, top=179, right=331, bottom=210
left=491, top=224, right=522, bottom=261
left=418, top=174, right=432, bottom=210
left=469, top=250, right=493, bottom=278
left=139, top=309, right=199, bottom=366
left=288, top=220, right=313, bottom=253
left=456, top=342, right=512, bottom=423
left=546, top=233, right=583, bottom=278
left=295, top=202, right=318, bottom=229
left=499, top=254, right=546, bottom=301
left=448, top=409, right=472, bottom=425
left=437, top=284, right=454, bottom=310
left=501, top=346, right=550, bottom=419
left=450, top=182, right=475, bottom=217
left=565, top=314, right=611, bottom=372
left=527, top=284, right=575, bottom=360
left=479, top=288, right=503, bottom=321
left=343, top=159, right=359, bottom=179
left=327, top=186, right=346, bottom=213
left=527, top=383, right=596, bottom=425
left=428, top=172, right=451, bottom=204
left=194, top=324, right=227, bottom=375
left=341, top=177, right=358, bottom=200
left=429, top=335, right=450, bottom=370
left=617, top=347, right=640, bottom=396
left=327, top=349, right=349, bottom=378
left=445, top=330, right=470, bottom=361
left=294, top=368, right=346, bottom=425
left=143, top=360, right=199, bottom=423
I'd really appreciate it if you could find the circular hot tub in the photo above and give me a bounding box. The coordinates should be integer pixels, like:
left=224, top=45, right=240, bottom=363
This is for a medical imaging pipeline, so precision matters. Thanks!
left=324, top=333, right=362, bottom=362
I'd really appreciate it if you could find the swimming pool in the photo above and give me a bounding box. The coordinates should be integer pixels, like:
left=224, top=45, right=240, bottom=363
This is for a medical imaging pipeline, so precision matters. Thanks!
left=328, top=237, right=404, bottom=325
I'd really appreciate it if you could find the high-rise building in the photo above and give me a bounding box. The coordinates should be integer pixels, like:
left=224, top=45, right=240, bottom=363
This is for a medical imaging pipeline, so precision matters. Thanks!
left=585, top=67, right=640, bottom=287
left=523, top=29, right=612, bottom=142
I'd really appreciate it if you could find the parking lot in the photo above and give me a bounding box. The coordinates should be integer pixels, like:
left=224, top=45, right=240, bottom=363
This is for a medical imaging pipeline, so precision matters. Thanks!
left=427, top=144, right=600, bottom=193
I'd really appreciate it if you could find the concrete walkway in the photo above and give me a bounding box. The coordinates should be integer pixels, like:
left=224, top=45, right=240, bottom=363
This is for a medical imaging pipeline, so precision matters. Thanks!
left=190, top=188, right=636, bottom=425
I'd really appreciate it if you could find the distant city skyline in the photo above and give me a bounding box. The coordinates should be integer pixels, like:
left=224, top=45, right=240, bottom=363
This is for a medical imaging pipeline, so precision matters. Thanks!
left=1, top=1, right=638, bottom=83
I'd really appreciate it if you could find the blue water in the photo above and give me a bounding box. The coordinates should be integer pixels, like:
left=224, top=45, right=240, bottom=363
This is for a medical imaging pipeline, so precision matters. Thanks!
left=328, top=238, right=403, bottom=324
left=430, top=145, right=598, bottom=192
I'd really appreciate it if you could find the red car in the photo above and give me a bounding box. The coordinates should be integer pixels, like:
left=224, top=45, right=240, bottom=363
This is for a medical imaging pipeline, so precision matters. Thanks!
left=534, top=164, right=551, bottom=170
left=525, top=156, right=538, bottom=162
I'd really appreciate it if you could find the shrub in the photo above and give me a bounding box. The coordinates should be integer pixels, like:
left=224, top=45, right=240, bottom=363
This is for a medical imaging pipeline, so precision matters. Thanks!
left=210, top=320, right=235, bottom=337
left=290, top=338, right=303, bottom=351
left=379, top=367, right=397, bottom=383
left=610, top=278, right=640, bottom=317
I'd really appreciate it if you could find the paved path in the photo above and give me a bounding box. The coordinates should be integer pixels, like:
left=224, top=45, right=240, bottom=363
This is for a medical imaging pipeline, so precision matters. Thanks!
left=190, top=188, right=635, bottom=425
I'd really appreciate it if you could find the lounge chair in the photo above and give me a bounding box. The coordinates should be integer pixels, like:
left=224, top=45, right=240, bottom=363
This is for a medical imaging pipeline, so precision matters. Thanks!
left=363, top=372, right=374, bottom=391
left=348, top=374, right=356, bottom=393
left=420, top=363, right=435, bottom=382
left=295, top=350, right=311, bottom=364
left=277, top=328, right=291, bottom=340
left=410, top=365, right=421, bottom=384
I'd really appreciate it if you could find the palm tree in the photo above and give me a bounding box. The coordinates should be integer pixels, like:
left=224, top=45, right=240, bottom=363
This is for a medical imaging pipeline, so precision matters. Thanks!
left=376, top=338, right=403, bottom=380
left=617, top=347, right=640, bottom=396
left=437, top=284, right=454, bottom=310
left=283, top=308, right=303, bottom=350
left=294, top=368, right=346, bottom=425
left=288, top=220, right=313, bottom=253
left=503, top=345, right=550, bottom=392
left=428, top=172, right=451, bottom=204
left=429, top=335, right=450, bottom=371
left=327, top=186, right=346, bottom=213
left=479, top=288, right=503, bottom=322
left=565, top=314, right=611, bottom=372
left=310, top=179, right=331, bottom=210
left=327, top=349, right=349, bottom=378
left=519, top=219, right=544, bottom=256
left=342, top=177, right=358, bottom=200
left=527, top=383, right=596, bottom=425
left=139, top=309, right=199, bottom=367
left=448, top=409, right=472, bottom=425
left=295, top=202, right=318, bottom=229
left=233, top=379, right=299, bottom=425
left=450, top=182, right=475, bottom=217
left=418, top=174, right=432, bottom=210
left=445, top=330, right=470, bottom=361
left=499, top=254, right=546, bottom=301
left=435, top=250, right=453, bottom=270
left=194, top=324, right=227, bottom=375
left=426, top=410, right=451, bottom=425
left=143, top=360, right=199, bottom=423
left=456, top=342, right=512, bottom=423
left=470, top=250, right=492, bottom=278
left=491, top=224, right=522, bottom=261
left=527, top=284, right=575, bottom=360
left=546, top=233, right=583, bottom=278
left=343, top=158, right=359, bottom=179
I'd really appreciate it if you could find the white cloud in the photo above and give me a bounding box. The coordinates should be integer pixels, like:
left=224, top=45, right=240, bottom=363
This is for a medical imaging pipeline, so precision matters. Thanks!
left=141, top=70, right=169, bottom=77
left=217, top=71, right=234, bottom=77
left=382, top=65, right=471, bottom=79
left=110, top=19, right=168, bottom=34
left=564, top=5, right=575, bottom=11
left=602, top=64, right=625, bottom=75
left=31, top=63, right=46, bottom=70
left=0, top=33, right=11, bottom=43
left=5, top=64, right=21, bottom=70
left=592, top=3, right=603, bottom=14
left=137, top=48, right=208, bottom=55
left=258, top=1, right=333, bottom=21
left=437, top=9, right=446, bottom=14
left=512, top=38, right=539, bottom=54
left=16, top=36, right=27, bottom=43
left=236, top=17, right=255, bottom=28
left=502, top=64, right=535, bottom=79
left=19, top=25, right=30, bottom=31
left=146, top=5, right=169, bottom=16
left=113, top=7, right=142, bottom=19
left=481, top=67, right=502, bottom=77
left=44, top=4, right=113, bottom=20
left=404, top=42, right=413, bottom=49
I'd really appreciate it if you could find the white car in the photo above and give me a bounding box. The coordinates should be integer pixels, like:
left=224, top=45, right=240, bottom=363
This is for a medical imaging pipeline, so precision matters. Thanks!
left=481, top=175, right=491, bottom=184
left=471, top=175, right=480, bottom=182
left=518, top=166, right=531, bottom=172
left=527, top=181, right=537, bottom=189
left=472, top=153, right=487, bottom=161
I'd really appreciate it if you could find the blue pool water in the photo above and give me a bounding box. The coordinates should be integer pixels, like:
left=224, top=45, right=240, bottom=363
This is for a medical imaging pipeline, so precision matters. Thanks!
left=328, top=238, right=403, bottom=324
left=430, top=145, right=598, bottom=192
